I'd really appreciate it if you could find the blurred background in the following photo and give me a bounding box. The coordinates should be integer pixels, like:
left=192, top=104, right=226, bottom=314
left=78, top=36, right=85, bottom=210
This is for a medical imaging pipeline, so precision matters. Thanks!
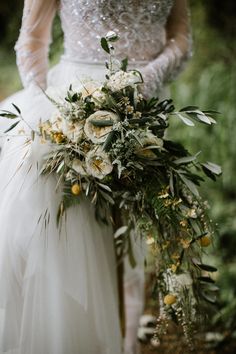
left=0, top=0, right=236, bottom=352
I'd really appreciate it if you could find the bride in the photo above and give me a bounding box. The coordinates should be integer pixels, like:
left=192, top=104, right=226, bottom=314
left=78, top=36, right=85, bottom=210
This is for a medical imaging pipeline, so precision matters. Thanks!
left=0, top=0, right=191, bottom=353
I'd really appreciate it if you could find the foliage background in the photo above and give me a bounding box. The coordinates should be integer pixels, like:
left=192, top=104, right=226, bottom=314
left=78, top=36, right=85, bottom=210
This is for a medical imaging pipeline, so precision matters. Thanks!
left=0, top=0, right=236, bottom=341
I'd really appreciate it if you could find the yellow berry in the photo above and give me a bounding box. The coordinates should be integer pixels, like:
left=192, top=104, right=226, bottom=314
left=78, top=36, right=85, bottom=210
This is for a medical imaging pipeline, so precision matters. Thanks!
left=164, top=294, right=176, bottom=305
left=71, top=184, right=81, bottom=196
left=199, top=235, right=212, bottom=247
left=53, top=132, right=64, bottom=144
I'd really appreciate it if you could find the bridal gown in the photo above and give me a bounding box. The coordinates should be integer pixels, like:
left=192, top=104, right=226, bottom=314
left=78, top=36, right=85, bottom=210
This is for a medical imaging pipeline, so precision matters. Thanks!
left=0, top=0, right=191, bottom=353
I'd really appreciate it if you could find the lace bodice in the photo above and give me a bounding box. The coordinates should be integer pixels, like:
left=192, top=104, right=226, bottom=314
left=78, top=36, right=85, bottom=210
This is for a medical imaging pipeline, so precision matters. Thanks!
left=60, top=0, right=174, bottom=63
left=15, top=0, right=192, bottom=96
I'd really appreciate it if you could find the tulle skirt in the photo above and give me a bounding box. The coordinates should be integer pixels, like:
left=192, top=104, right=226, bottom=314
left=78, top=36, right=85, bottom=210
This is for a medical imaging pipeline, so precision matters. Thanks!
left=0, top=58, right=148, bottom=354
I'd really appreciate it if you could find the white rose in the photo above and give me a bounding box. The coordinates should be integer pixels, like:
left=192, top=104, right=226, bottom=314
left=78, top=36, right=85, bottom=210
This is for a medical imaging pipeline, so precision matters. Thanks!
left=85, top=146, right=113, bottom=179
left=107, top=70, right=142, bottom=92
left=72, top=159, right=87, bottom=176
left=84, top=110, right=119, bottom=144
left=135, top=132, right=163, bottom=159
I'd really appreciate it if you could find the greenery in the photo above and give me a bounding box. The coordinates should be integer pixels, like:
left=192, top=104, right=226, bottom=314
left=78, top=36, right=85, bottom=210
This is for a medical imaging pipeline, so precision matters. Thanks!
left=0, top=0, right=236, bottom=344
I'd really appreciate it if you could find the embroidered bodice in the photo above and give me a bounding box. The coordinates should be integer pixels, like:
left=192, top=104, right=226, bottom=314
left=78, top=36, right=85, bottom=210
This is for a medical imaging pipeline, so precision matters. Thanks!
left=60, top=0, right=174, bottom=63
left=15, top=0, right=192, bottom=96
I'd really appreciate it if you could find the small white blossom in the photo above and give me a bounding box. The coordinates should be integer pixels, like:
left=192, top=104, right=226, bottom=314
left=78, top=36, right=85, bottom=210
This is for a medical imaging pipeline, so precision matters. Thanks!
left=105, top=31, right=119, bottom=41
left=91, top=88, right=107, bottom=107
left=107, top=70, right=142, bottom=92
left=62, top=120, right=84, bottom=143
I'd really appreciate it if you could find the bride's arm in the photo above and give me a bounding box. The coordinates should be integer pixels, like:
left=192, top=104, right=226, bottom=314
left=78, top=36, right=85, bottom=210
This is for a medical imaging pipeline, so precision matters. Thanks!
left=15, top=0, right=57, bottom=89
left=140, top=0, right=192, bottom=97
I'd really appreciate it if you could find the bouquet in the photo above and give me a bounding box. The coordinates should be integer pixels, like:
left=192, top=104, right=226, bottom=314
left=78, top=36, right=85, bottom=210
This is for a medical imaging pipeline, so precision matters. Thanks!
left=1, top=32, right=221, bottom=345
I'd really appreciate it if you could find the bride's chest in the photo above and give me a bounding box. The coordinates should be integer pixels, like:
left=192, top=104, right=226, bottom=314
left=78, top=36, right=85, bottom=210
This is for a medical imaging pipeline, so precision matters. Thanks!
left=61, top=0, right=174, bottom=27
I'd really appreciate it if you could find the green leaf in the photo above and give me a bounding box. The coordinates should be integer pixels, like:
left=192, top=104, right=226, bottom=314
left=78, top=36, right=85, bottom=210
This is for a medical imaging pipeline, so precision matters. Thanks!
left=174, top=155, right=198, bottom=165
left=192, top=259, right=217, bottom=272
left=90, top=119, right=114, bottom=127
left=97, top=183, right=112, bottom=192
left=163, top=140, right=189, bottom=157
left=201, top=162, right=222, bottom=175
left=56, top=202, right=65, bottom=227
left=0, top=112, right=18, bottom=119
left=114, top=225, right=128, bottom=238
left=196, top=113, right=212, bottom=124
left=202, top=110, right=220, bottom=115
left=56, top=161, right=65, bottom=174
left=179, top=106, right=199, bottom=112
left=201, top=165, right=217, bottom=181
left=100, top=37, right=110, bottom=54
left=198, top=276, right=215, bottom=284
left=103, top=131, right=116, bottom=152
left=31, top=130, right=35, bottom=141
left=12, top=103, right=21, bottom=115
left=121, top=57, right=128, bottom=72
left=128, top=236, right=137, bottom=268
left=169, top=170, right=174, bottom=196
left=4, top=120, right=20, bottom=133
left=175, top=113, right=195, bottom=126
left=99, top=190, right=115, bottom=205
left=201, top=291, right=217, bottom=304
left=179, top=173, right=199, bottom=196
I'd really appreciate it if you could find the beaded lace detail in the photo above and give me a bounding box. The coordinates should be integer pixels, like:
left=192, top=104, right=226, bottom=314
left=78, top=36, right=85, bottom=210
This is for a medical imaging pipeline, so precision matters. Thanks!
left=15, top=0, right=192, bottom=97
left=60, top=0, right=174, bottom=63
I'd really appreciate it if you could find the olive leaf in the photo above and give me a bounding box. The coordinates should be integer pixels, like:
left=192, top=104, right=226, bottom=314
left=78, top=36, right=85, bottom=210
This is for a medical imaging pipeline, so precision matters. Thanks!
left=4, top=120, right=20, bottom=133
left=100, top=37, right=110, bottom=54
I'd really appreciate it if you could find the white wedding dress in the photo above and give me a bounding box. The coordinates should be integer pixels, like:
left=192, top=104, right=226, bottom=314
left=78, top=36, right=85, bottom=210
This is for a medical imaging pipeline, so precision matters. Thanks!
left=0, top=1, right=191, bottom=353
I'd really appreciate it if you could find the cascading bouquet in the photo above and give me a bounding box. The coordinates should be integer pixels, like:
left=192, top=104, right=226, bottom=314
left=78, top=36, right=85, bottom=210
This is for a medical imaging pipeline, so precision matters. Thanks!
left=1, top=32, right=221, bottom=345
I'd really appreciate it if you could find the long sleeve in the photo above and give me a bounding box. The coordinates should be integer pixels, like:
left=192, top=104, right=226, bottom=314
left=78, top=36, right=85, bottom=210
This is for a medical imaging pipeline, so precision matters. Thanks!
left=140, top=0, right=192, bottom=98
left=15, top=0, right=57, bottom=89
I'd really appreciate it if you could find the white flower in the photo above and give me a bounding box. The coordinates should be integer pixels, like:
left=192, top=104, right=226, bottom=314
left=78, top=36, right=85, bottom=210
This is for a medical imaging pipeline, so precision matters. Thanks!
left=72, top=159, right=87, bottom=176
left=105, top=31, right=119, bottom=41
left=85, top=146, right=113, bottom=179
left=49, top=110, right=84, bottom=143
left=80, top=81, right=106, bottom=107
left=62, top=120, right=84, bottom=143
left=91, top=88, right=107, bottom=107
left=50, top=110, right=63, bottom=132
left=107, top=70, right=142, bottom=92
left=81, top=81, right=100, bottom=98
left=84, top=110, right=119, bottom=144
left=135, top=132, right=163, bottom=159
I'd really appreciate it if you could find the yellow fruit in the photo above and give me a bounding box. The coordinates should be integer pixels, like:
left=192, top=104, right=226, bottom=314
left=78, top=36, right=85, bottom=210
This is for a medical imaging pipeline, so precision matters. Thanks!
left=71, top=184, right=81, bottom=196
left=199, top=235, right=212, bottom=247
left=164, top=294, right=176, bottom=305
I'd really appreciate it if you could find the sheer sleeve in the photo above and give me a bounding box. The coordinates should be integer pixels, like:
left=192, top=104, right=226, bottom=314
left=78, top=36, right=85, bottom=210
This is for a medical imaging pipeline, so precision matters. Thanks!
left=15, top=0, right=57, bottom=89
left=140, top=0, right=192, bottom=98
